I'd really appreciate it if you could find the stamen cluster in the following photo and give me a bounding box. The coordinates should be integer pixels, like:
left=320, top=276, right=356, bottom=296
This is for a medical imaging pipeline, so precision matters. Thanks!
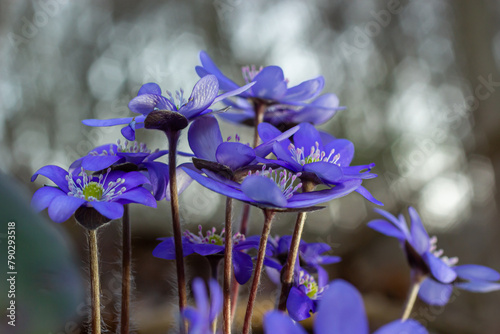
left=429, top=236, right=459, bottom=266
left=298, top=270, right=325, bottom=300
left=248, top=166, right=302, bottom=199
left=67, top=168, right=126, bottom=202
left=184, top=225, right=246, bottom=246
left=241, top=65, right=263, bottom=84
left=166, top=89, right=187, bottom=109
left=289, top=142, right=340, bottom=166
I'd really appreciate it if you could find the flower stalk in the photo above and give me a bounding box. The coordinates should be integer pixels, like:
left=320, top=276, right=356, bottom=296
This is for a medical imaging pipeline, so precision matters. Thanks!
left=120, top=204, right=131, bottom=334
left=242, top=209, right=276, bottom=334
left=223, top=197, right=233, bottom=334
left=167, top=130, right=188, bottom=334
left=88, top=229, right=102, bottom=334
left=401, top=274, right=423, bottom=321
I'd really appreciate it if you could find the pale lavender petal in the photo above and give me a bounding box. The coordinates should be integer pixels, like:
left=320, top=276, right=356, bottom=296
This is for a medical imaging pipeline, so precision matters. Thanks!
left=48, top=196, right=86, bottom=223
left=188, top=116, right=222, bottom=161
left=454, top=264, right=500, bottom=282
left=31, top=165, right=70, bottom=193
left=418, top=278, right=453, bottom=306
left=31, top=187, right=66, bottom=212
left=92, top=201, right=124, bottom=220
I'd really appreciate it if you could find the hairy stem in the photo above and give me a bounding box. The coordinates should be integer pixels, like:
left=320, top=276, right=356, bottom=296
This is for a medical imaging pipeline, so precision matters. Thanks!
left=88, top=229, right=101, bottom=334
left=167, top=130, right=187, bottom=334
left=252, top=101, right=267, bottom=148
left=242, top=209, right=276, bottom=334
left=401, top=277, right=422, bottom=321
left=120, top=205, right=131, bottom=334
left=277, top=211, right=308, bottom=311
left=223, top=197, right=233, bottom=334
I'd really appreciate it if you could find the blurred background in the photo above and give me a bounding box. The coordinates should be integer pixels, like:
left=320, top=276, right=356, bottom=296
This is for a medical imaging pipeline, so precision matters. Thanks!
left=1, top=0, right=500, bottom=333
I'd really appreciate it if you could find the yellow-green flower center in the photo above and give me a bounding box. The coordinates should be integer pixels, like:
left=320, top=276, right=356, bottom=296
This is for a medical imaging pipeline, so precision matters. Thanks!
left=306, top=281, right=319, bottom=299
left=82, top=182, right=104, bottom=200
left=207, top=234, right=224, bottom=246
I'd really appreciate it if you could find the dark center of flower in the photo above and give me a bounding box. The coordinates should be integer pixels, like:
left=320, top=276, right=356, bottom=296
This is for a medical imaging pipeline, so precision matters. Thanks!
left=248, top=166, right=302, bottom=199
left=289, top=142, right=341, bottom=166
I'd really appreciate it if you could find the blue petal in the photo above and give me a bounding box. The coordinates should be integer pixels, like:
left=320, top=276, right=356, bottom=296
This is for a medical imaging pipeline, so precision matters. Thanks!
left=374, top=208, right=410, bottom=239
left=208, top=278, right=223, bottom=323
left=290, top=94, right=343, bottom=125
left=258, top=122, right=283, bottom=143
left=31, top=165, right=70, bottom=193
left=241, top=175, right=288, bottom=207
left=142, top=161, right=169, bottom=201
left=216, top=142, right=255, bottom=170
left=283, top=76, right=324, bottom=102
left=153, top=237, right=194, bottom=260
left=81, top=155, right=123, bottom=171
left=82, top=117, right=134, bottom=127
left=114, top=187, right=157, bottom=208
left=286, top=286, right=315, bottom=321
left=455, top=281, right=500, bottom=292
left=128, top=94, right=176, bottom=115
left=454, top=264, right=500, bottom=282
left=368, top=219, right=407, bottom=240
left=408, top=207, right=430, bottom=254
left=191, top=243, right=224, bottom=256
left=31, top=187, right=65, bottom=212
left=263, top=311, right=307, bottom=334
left=188, top=116, right=222, bottom=161
left=138, top=83, right=162, bottom=96
left=286, top=179, right=362, bottom=208
left=92, top=201, right=124, bottom=220
left=422, top=252, right=457, bottom=284
left=373, top=320, right=428, bottom=334
left=251, top=66, right=287, bottom=100
left=181, top=75, right=219, bottom=119
left=294, top=122, right=324, bottom=153
left=48, top=196, right=86, bottom=223
left=254, top=125, right=300, bottom=158
left=324, top=138, right=355, bottom=167
left=197, top=51, right=240, bottom=92
left=418, top=278, right=453, bottom=306
left=192, top=278, right=209, bottom=319
left=233, top=251, right=254, bottom=284
left=355, top=186, right=384, bottom=206
left=303, top=162, right=343, bottom=183
left=317, top=266, right=329, bottom=287
left=270, top=141, right=302, bottom=171
left=119, top=171, right=151, bottom=190
left=121, top=124, right=136, bottom=141
left=315, top=279, right=369, bottom=334
left=212, top=82, right=256, bottom=104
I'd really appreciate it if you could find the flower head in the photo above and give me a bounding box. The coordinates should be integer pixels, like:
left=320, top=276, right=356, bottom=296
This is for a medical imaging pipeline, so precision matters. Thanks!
left=286, top=269, right=327, bottom=321
left=196, top=51, right=343, bottom=127
left=182, top=164, right=362, bottom=211
left=31, top=165, right=156, bottom=225
left=264, top=279, right=428, bottom=334
left=83, top=75, right=254, bottom=141
left=183, top=278, right=222, bottom=334
left=257, top=122, right=382, bottom=205
left=153, top=225, right=260, bottom=284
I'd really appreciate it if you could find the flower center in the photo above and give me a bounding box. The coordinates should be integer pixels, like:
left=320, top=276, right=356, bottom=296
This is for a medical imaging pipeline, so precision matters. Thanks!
left=241, top=65, right=263, bottom=84
left=289, top=142, right=341, bottom=166
left=82, top=182, right=104, bottom=201
left=298, top=271, right=324, bottom=300
left=116, top=140, right=152, bottom=154
left=184, top=226, right=246, bottom=246
left=67, top=168, right=127, bottom=202
left=249, top=166, right=302, bottom=200
left=429, top=236, right=459, bottom=266
left=166, top=89, right=187, bottom=110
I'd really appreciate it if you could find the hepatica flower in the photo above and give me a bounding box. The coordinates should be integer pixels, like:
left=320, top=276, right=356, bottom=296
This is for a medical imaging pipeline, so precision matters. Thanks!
left=264, top=279, right=428, bottom=334
left=70, top=140, right=170, bottom=200
left=183, top=278, right=222, bottom=334
left=183, top=164, right=362, bottom=211
left=153, top=226, right=259, bottom=284
left=286, top=269, right=327, bottom=321
left=31, top=165, right=156, bottom=224
left=368, top=207, right=500, bottom=305
left=258, top=122, right=381, bottom=205
left=196, top=51, right=343, bottom=126
left=83, top=75, right=254, bottom=140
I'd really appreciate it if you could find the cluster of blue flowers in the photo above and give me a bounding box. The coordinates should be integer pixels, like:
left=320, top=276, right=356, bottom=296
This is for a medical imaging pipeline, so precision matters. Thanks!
left=30, top=51, right=500, bottom=334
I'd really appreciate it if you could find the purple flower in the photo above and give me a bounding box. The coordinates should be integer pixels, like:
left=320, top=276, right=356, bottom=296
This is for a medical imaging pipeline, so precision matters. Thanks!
left=196, top=51, right=343, bottom=126
left=264, top=279, right=428, bottom=334
left=368, top=207, right=457, bottom=284
left=286, top=269, right=327, bottom=321
left=153, top=226, right=259, bottom=284
left=257, top=122, right=382, bottom=205
left=182, top=165, right=362, bottom=211
left=69, top=140, right=171, bottom=200
left=264, top=235, right=341, bottom=286
left=183, top=278, right=222, bottom=334
left=31, top=165, right=156, bottom=224
left=83, top=76, right=254, bottom=141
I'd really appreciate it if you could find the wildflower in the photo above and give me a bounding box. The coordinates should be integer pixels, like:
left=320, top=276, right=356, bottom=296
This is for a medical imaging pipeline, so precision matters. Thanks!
left=183, top=278, right=222, bottom=334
